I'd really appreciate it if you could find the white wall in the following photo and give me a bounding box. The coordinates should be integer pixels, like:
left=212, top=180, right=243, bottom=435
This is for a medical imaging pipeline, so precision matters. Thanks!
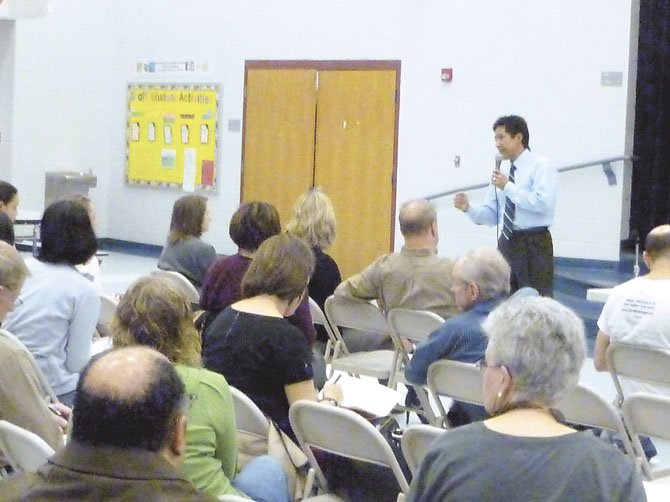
left=5, top=0, right=637, bottom=260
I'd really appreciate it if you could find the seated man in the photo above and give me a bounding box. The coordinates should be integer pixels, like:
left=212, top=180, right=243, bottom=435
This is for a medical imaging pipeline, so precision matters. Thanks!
left=1, top=346, right=215, bottom=501
left=593, top=224, right=670, bottom=459
left=334, top=199, right=457, bottom=351
left=0, top=241, right=70, bottom=465
left=405, top=248, right=513, bottom=426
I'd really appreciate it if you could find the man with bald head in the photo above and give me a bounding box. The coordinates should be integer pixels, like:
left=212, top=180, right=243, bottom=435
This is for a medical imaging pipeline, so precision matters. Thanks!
left=334, top=199, right=457, bottom=350
left=1, top=346, right=215, bottom=501
left=592, top=224, right=670, bottom=461
left=594, top=224, right=670, bottom=383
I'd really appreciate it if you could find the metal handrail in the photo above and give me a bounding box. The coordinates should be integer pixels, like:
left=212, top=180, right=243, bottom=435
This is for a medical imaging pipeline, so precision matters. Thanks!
left=425, top=155, right=632, bottom=201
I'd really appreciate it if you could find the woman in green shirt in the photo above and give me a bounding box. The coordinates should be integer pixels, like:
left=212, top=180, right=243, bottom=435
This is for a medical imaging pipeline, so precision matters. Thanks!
left=112, top=275, right=289, bottom=502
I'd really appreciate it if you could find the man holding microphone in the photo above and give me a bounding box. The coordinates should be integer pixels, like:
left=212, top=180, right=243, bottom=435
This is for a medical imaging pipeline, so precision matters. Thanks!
left=454, top=115, right=558, bottom=296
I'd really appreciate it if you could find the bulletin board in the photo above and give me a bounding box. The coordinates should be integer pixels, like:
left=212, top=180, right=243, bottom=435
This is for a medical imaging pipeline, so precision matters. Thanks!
left=125, top=84, right=219, bottom=191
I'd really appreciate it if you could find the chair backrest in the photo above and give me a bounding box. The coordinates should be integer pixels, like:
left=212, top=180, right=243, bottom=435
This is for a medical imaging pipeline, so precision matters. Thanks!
left=427, top=359, right=483, bottom=428
left=622, top=393, right=670, bottom=480
left=308, top=297, right=338, bottom=345
left=0, top=329, right=57, bottom=403
left=387, top=308, right=444, bottom=363
left=401, top=424, right=444, bottom=475
left=96, top=294, right=119, bottom=338
left=388, top=308, right=444, bottom=344
left=553, top=383, right=635, bottom=461
left=229, top=386, right=269, bottom=439
left=151, top=269, right=200, bottom=304
left=0, top=420, right=55, bottom=473
left=427, top=359, right=483, bottom=406
left=289, top=400, right=410, bottom=496
left=606, top=343, right=670, bottom=405
left=324, top=295, right=390, bottom=335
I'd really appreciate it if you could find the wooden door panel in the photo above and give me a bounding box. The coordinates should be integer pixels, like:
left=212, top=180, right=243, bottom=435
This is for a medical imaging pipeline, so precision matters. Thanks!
left=242, top=69, right=317, bottom=225
left=314, top=70, right=397, bottom=279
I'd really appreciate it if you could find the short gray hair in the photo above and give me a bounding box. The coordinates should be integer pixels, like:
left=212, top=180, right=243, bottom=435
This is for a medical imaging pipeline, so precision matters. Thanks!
left=483, top=296, right=586, bottom=406
left=453, top=248, right=510, bottom=300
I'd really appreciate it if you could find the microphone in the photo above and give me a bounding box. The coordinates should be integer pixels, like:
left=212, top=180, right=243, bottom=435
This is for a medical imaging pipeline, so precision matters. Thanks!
left=495, top=154, right=503, bottom=171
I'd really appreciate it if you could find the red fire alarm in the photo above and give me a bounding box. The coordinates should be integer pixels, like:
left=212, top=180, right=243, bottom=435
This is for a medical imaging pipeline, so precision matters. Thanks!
left=441, top=68, right=453, bottom=82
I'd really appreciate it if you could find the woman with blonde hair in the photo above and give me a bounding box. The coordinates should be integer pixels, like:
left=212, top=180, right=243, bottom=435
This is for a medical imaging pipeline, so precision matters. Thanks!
left=287, top=187, right=341, bottom=344
left=112, top=275, right=289, bottom=502
left=158, top=194, right=216, bottom=290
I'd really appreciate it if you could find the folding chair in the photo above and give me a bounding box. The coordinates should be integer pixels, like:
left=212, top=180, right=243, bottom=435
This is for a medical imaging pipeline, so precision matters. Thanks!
left=427, top=359, right=483, bottom=428
left=324, top=296, right=397, bottom=385
left=387, top=308, right=445, bottom=423
left=0, top=420, right=55, bottom=473
left=229, top=386, right=270, bottom=440
left=151, top=269, right=200, bottom=304
left=96, top=293, right=118, bottom=338
left=622, top=393, right=670, bottom=480
left=289, top=400, right=410, bottom=499
left=401, top=424, right=445, bottom=475
left=0, top=329, right=57, bottom=403
left=553, top=383, right=635, bottom=462
left=606, top=343, right=670, bottom=407
left=309, top=297, right=338, bottom=369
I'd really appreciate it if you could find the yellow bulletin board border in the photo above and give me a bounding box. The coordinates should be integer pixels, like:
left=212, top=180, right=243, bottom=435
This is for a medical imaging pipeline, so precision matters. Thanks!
left=125, top=83, right=220, bottom=192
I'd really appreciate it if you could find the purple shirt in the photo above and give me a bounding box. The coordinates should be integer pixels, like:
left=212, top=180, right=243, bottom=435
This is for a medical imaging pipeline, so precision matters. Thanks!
left=200, top=253, right=316, bottom=346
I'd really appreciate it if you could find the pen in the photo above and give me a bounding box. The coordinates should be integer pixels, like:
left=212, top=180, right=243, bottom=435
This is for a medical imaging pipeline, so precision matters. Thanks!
left=48, top=404, right=63, bottom=417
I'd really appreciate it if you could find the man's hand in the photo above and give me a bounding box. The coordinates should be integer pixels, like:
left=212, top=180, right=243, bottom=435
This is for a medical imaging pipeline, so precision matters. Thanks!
left=491, top=170, right=510, bottom=190
left=48, top=402, right=72, bottom=430
left=454, top=193, right=470, bottom=212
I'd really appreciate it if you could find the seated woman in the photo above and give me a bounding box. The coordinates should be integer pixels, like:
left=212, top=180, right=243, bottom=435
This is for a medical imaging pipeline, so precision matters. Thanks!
left=200, top=201, right=316, bottom=347
left=286, top=187, right=341, bottom=346
left=203, top=233, right=340, bottom=440
left=0, top=181, right=20, bottom=245
left=409, top=296, right=645, bottom=502
left=112, top=275, right=289, bottom=502
left=158, top=194, right=216, bottom=290
left=4, top=200, right=100, bottom=407
left=65, top=194, right=102, bottom=291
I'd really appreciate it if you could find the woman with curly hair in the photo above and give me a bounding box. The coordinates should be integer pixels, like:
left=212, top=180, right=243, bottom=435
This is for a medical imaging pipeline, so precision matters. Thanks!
left=113, top=275, right=288, bottom=502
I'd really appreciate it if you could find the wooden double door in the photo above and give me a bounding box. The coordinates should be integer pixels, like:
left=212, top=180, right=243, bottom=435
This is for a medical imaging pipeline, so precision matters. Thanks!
left=241, top=61, right=400, bottom=279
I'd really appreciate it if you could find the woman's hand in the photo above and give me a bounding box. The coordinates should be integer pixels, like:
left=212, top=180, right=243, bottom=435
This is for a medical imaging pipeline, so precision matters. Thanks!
left=321, top=382, right=343, bottom=406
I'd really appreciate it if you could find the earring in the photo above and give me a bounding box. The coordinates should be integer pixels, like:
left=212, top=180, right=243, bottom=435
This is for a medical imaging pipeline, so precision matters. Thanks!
left=497, top=390, right=503, bottom=399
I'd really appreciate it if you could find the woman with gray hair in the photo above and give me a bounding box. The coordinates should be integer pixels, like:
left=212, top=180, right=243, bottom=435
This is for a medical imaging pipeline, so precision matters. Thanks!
left=409, top=296, right=644, bottom=501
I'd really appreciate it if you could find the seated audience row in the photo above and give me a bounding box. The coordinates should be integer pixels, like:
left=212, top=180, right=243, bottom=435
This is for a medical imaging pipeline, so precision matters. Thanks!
left=408, top=296, right=645, bottom=501
left=111, top=275, right=288, bottom=501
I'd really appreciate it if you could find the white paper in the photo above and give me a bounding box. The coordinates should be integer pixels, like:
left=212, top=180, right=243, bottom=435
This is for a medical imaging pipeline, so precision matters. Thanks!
left=320, top=374, right=402, bottom=418
left=183, top=148, right=197, bottom=192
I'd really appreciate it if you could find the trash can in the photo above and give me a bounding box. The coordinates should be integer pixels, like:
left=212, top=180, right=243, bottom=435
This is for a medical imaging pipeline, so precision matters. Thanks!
left=44, top=171, right=97, bottom=208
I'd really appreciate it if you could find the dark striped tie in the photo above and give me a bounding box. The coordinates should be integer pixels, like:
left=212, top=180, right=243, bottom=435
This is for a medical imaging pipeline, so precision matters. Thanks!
left=502, top=163, right=516, bottom=240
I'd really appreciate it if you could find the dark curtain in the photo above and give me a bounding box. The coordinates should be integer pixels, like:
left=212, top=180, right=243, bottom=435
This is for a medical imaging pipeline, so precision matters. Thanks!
left=630, top=0, right=670, bottom=241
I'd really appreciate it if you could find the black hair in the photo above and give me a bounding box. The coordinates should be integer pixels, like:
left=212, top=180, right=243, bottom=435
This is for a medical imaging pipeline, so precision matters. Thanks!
left=0, top=181, right=18, bottom=205
left=71, top=354, right=186, bottom=451
left=38, top=200, right=97, bottom=265
left=493, top=115, right=530, bottom=149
